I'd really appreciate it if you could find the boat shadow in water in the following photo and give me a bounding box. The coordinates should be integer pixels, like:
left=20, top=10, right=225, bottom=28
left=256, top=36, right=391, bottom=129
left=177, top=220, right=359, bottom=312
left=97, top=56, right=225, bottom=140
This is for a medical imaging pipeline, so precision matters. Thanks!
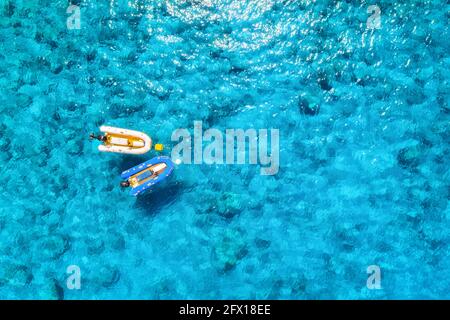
left=133, top=179, right=182, bottom=216
left=115, top=154, right=149, bottom=173
left=112, top=154, right=181, bottom=215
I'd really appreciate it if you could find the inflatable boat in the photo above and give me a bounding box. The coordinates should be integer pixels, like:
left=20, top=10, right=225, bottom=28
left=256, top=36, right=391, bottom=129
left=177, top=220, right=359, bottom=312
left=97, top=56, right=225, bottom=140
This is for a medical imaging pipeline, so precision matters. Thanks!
left=120, top=156, right=175, bottom=196
left=90, top=126, right=152, bottom=155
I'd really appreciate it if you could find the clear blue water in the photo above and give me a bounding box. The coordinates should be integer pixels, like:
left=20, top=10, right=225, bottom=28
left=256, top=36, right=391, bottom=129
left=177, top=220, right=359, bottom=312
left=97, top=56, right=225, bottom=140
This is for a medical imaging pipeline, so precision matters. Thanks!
left=0, top=0, right=449, bottom=299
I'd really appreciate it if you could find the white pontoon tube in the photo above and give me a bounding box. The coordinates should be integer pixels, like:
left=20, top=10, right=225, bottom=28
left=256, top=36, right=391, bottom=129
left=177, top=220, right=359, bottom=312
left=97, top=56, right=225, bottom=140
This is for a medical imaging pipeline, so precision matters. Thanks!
left=97, top=125, right=152, bottom=155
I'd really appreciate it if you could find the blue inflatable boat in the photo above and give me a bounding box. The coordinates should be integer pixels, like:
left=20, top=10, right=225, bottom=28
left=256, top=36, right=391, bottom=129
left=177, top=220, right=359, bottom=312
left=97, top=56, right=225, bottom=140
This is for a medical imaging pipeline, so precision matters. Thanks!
left=120, top=156, right=174, bottom=196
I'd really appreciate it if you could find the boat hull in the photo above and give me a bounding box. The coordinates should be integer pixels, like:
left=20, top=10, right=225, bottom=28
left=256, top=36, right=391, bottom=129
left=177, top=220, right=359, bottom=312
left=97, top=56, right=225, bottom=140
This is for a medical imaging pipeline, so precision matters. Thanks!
left=98, top=125, right=152, bottom=155
left=121, top=156, right=175, bottom=196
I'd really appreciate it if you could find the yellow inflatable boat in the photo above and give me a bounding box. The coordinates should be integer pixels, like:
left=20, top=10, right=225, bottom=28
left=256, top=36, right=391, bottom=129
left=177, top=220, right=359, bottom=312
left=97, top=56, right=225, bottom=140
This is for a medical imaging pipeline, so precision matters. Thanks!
left=90, top=126, right=152, bottom=155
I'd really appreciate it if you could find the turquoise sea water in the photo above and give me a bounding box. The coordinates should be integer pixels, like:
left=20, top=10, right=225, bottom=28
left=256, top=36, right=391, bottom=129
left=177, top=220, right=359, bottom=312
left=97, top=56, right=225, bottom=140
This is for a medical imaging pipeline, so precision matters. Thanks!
left=0, top=0, right=449, bottom=299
